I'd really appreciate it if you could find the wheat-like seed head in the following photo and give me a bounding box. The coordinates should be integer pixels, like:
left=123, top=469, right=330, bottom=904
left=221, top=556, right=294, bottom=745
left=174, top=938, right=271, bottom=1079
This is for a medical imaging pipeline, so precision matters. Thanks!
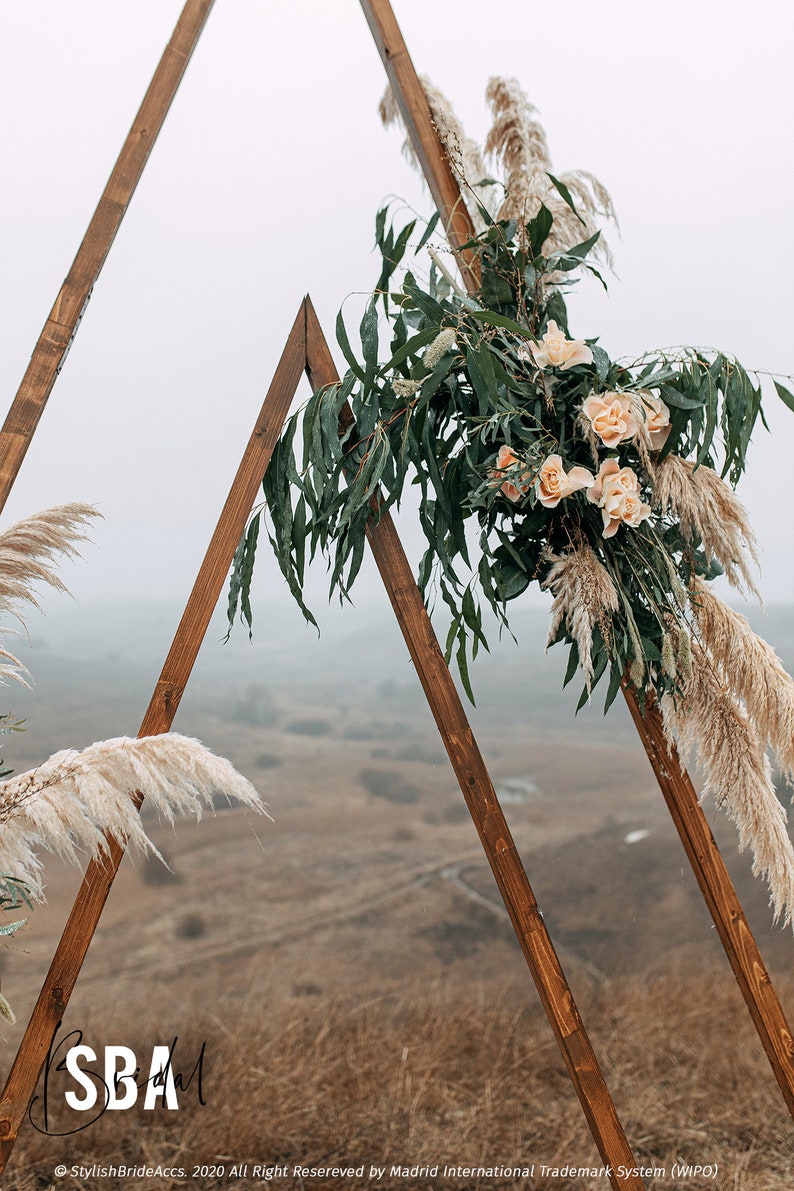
left=653, top=455, right=760, bottom=599
left=542, top=545, right=620, bottom=690
left=661, top=641, right=794, bottom=926
left=484, top=77, right=616, bottom=264
left=0, top=733, right=269, bottom=901
left=690, top=577, right=794, bottom=782
left=0, top=502, right=100, bottom=687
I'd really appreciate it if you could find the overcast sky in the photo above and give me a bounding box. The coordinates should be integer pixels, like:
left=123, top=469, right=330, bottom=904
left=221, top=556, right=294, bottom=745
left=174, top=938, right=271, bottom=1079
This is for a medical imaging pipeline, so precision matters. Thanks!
left=0, top=1, right=792, bottom=628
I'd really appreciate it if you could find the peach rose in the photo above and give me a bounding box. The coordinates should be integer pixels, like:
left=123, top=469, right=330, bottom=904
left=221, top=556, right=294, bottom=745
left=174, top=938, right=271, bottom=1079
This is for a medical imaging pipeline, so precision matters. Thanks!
left=638, top=391, right=671, bottom=450
left=535, top=454, right=594, bottom=509
left=489, top=445, right=531, bottom=502
left=581, top=392, right=638, bottom=448
left=530, top=320, right=593, bottom=371
left=587, top=459, right=651, bottom=538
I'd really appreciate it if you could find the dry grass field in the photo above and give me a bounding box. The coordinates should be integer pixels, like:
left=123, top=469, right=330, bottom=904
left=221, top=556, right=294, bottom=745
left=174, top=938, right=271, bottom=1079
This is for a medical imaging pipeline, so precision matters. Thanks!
left=0, top=601, right=792, bottom=1189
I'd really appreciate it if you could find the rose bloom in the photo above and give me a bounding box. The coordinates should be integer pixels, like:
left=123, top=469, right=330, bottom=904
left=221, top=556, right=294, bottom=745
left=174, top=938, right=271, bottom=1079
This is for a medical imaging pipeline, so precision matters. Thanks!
left=489, top=444, right=531, bottom=502
left=530, top=320, right=593, bottom=371
left=581, top=392, right=638, bottom=448
left=587, top=458, right=651, bottom=538
left=638, top=391, right=671, bottom=450
left=535, top=454, right=594, bottom=509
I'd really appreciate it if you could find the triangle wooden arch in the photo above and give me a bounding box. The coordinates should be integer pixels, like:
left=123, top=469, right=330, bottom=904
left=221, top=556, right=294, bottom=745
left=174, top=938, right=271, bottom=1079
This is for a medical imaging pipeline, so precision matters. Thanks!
left=0, top=0, right=791, bottom=1183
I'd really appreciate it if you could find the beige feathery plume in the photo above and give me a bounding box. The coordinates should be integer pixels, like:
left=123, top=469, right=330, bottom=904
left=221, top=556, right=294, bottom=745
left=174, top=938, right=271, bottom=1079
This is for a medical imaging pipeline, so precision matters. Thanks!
left=661, top=642, right=794, bottom=925
left=690, top=577, right=794, bottom=781
left=379, top=79, right=498, bottom=232
left=0, top=502, right=99, bottom=686
left=653, top=455, right=760, bottom=599
left=484, top=77, right=615, bottom=263
left=0, top=733, right=269, bottom=901
left=542, top=546, right=620, bottom=690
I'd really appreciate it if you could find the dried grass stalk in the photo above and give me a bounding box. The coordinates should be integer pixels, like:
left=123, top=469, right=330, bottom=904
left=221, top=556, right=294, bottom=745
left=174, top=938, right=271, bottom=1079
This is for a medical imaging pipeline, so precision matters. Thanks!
left=0, top=734, right=269, bottom=900
left=0, top=502, right=99, bottom=686
left=542, top=546, right=619, bottom=689
left=484, top=77, right=615, bottom=263
left=653, top=455, right=760, bottom=598
left=690, top=577, right=794, bottom=782
left=379, top=79, right=497, bottom=231
left=661, top=642, right=794, bottom=925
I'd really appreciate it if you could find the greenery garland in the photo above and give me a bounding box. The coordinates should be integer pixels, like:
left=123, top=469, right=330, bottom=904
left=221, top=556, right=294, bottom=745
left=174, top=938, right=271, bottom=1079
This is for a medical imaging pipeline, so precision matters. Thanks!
left=225, top=75, right=794, bottom=922
left=227, top=188, right=788, bottom=710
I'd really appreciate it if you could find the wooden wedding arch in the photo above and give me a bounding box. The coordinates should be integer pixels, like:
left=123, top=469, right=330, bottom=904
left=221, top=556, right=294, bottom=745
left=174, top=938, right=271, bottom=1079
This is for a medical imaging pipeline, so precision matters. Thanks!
left=0, top=2, right=791, bottom=1184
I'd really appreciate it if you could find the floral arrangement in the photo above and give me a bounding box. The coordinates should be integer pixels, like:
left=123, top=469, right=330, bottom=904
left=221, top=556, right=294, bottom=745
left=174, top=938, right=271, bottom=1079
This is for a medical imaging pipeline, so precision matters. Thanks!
left=227, top=78, right=794, bottom=924
left=0, top=503, right=268, bottom=1020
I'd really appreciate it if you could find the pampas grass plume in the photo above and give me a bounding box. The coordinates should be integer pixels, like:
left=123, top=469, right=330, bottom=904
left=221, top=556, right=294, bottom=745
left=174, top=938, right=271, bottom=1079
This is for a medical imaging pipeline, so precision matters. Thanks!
left=662, top=643, right=794, bottom=926
left=484, top=77, right=616, bottom=263
left=542, top=546, right=619, bottom=690
left=691, top=577, right=794, bottom=782
left=653, top=456, right=760, bottom=598
left=0, top=502, right=99, bottom=687
left=0, top=734, right=269, bottom=901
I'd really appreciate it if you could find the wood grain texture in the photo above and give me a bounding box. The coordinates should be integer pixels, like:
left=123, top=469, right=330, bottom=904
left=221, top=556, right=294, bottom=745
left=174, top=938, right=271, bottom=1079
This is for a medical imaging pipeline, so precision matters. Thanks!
left=360, top=0, right=794, bottom=1127
left=623, top=682, right=794, bottom=1115
left=0, top=0, right=216, bottom=516
left=0, top=303, right=309, bottom=1172
left=305, top=301, right=645, bottom=1190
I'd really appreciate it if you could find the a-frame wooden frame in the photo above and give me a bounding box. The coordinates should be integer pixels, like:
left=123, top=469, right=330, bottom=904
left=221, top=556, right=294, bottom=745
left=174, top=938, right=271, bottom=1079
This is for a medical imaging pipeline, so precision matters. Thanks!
left=0, top=0, right=791, bottom=1182
left=360, top=0, right=794, bottom=1114
left=0, top=0, right=216, bottom=518
left=0, top=297, right=645, bottom=1186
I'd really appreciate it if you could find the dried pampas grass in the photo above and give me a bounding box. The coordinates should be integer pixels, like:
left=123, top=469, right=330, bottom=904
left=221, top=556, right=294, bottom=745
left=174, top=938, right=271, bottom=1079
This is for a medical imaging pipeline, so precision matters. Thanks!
left=0, top=502, right=98, bottom=687
left=379, top=75, right=615, bottom=265
left=653, top=455, right=760, bottom=598
left=542, top=546, right=619, bottom=690
left=379, top=79, right=497, bottom=233
left=484, top=77, right=616, bottom=263
left=0, top=733, right=268, bottom=901
left=690, top=578, right=794, bottom=782
left=661, top=643, right=794, bottom=926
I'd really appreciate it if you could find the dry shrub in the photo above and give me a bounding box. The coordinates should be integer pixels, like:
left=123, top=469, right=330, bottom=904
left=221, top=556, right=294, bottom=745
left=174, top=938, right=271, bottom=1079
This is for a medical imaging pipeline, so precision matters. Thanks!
left=5, top=971, right=793, bottom=1190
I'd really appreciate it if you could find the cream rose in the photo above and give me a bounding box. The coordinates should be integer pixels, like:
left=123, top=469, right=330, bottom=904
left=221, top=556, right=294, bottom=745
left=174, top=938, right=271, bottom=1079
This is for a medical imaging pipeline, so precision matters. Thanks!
left=587, top=459, right=650, bottom=538
left=489, top=445, right=531, bottom=503
left=535, top=454, right=594, bottom=509
left=638, top=391, right=671, bottom=450
left=530, top=320, right=593, bottom=371
left=581, top=392, right=638, bottom=448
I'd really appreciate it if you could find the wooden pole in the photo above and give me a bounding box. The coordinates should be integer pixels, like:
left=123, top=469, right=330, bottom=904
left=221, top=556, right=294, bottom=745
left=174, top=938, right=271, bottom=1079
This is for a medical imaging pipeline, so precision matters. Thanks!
left=359, top=0, right=794, bottom=1119
left=0, top=303, right=309, bottom=1172
left=304, top=305, right=645, bottom=1189
left=622, top=684, right=794, bottom=1115
left=0, top=0, right=216, bottom=518
left=359, top=0, right=479, bottom=292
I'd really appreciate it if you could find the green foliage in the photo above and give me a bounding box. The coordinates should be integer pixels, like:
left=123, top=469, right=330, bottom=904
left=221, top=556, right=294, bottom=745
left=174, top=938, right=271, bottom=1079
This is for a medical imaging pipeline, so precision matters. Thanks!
left=0, top=876, right=32, bottom=938
left=227, top=198, right=784, bottom=706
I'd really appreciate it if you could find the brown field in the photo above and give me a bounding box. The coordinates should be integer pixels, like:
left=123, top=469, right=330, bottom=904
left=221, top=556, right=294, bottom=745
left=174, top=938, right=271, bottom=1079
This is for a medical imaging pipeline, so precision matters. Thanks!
left=1, top=601, right=793, bottom=1190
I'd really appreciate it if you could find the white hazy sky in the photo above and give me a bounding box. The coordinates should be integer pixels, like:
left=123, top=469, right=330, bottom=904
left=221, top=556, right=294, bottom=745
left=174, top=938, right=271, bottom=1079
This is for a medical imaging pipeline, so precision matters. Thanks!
left=0, top=1, right=792, bottom=621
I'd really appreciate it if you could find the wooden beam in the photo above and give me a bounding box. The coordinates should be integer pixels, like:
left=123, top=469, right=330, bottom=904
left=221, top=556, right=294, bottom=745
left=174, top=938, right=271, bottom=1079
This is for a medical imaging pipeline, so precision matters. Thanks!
left=0, top=0, right=216, bottom=517
left=622, top=684, right=794, bottom=1115
left=360, top=0, right=479, bottom=292
left=0, top=303, right=309, bottom=1172
left=360, top=0, right=794, bottom=1120
left=304, top=303, right=645, bottom=1190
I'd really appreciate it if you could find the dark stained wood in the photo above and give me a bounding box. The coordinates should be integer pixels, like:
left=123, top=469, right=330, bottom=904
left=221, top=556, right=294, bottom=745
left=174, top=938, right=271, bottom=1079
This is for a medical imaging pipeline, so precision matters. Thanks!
left=305, top=302, right=645, bottom=1190
left=359, top=0, right=479, bottom=292
left=0, top=304, right=309, bottom=1172
left=623, top=682, right=794, bottom=1115
left=0, top=0, right=216, bottom=517
left=360, top=0, right=794, bottom=1124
